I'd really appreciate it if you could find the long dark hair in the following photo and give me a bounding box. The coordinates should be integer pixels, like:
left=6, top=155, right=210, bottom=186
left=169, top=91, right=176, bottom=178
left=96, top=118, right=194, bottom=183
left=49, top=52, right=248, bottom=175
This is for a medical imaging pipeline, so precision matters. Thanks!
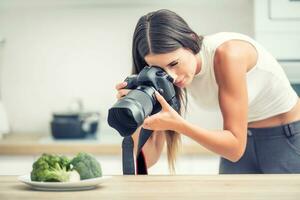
left=131, top=9, right=203, bottom=173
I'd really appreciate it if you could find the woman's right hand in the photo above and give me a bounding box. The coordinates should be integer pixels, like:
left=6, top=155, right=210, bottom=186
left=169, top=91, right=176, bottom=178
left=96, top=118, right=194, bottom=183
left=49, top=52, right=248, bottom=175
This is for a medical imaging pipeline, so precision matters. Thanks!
left=115, top=81, right=132, bottom=100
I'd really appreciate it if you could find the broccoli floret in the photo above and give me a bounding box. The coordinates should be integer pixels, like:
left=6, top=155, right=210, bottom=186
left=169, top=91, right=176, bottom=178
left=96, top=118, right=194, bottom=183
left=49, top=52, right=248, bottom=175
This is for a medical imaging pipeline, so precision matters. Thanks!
left=60, top=155, right=72, bottom=171
left=70, top=152, right=102, bottom=180
left=30, top=153, right=73, bottom=182
left=30, top=152, right=102, bottom=182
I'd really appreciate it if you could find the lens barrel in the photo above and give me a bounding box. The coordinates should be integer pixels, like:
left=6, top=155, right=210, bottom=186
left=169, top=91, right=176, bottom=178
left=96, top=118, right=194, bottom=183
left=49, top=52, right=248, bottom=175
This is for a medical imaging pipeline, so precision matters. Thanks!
left=108, top=86, right=156, bottom=136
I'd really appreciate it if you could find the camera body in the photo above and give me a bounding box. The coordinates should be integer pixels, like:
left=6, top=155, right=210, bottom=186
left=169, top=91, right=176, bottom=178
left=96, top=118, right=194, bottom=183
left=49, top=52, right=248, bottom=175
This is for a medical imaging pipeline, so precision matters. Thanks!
left=124, top=66, right=175, bottom=102
left=107, top=66, right=180, bottom=137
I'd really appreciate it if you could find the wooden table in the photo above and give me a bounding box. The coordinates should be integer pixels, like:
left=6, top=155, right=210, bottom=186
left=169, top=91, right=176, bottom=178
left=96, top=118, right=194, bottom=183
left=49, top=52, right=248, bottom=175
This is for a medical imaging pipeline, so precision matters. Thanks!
left=1, top=175, right=300, bottom=199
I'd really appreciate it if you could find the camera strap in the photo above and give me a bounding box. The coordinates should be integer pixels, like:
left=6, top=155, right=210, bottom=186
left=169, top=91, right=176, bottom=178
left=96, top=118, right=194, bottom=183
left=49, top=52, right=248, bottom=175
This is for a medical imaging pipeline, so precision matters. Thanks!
left=136, top=128, right=152, bottom=174
left=121, top=97, right=180, bottom=175
left=122, top=128, right=152, bottom=175
left=122, top=136, right=135, bottom=175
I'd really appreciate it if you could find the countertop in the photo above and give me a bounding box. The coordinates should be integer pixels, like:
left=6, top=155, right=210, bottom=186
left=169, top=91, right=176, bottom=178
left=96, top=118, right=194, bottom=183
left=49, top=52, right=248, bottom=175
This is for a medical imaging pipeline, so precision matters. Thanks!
left=0, top=133, right=213, bottom=156
left=1, top=175, right=300, bottom=199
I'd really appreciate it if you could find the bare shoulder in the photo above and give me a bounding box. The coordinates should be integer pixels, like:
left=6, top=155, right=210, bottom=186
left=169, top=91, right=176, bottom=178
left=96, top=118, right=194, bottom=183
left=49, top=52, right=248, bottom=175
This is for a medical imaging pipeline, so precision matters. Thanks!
left=214, top=40, right=258, bottom=79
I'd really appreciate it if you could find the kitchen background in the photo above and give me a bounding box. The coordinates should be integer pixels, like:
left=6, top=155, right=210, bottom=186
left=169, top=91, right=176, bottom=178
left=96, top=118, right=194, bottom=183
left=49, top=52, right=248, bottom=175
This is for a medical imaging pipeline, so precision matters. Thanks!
left=0, top=0, right=299, bottom=175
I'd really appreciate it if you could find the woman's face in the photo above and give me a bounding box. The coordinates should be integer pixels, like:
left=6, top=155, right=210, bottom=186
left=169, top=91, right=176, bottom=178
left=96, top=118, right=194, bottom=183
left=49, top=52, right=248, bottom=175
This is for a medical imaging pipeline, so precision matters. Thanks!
left=144, top=48, right=201, bottom=88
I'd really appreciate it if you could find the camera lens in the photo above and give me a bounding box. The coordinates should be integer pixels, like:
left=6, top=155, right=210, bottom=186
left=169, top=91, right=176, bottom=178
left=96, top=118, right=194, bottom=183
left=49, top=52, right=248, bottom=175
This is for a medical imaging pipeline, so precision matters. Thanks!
left=108, top=86, right=156, bottom=136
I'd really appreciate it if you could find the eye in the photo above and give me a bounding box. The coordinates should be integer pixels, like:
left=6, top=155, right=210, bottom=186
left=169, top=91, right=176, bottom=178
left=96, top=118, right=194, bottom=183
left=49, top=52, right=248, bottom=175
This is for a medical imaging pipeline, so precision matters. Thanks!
left=169, top=62, right=178, bottom=67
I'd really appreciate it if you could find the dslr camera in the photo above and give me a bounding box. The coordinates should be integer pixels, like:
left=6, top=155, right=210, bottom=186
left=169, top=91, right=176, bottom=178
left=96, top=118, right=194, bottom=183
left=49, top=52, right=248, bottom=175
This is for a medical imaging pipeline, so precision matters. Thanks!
left=107, top=66, right=180, bottom=137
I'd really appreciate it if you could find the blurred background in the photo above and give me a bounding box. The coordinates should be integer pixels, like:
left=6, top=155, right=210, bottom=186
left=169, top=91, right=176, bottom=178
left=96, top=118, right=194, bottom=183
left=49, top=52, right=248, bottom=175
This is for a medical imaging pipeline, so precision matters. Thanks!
left=0, top=0, right=299, bottom=175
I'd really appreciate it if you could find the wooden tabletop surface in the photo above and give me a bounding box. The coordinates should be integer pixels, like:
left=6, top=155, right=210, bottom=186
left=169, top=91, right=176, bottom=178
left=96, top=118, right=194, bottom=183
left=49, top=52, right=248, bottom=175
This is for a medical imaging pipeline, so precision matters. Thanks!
left=1, top=175, right=300, bottom=200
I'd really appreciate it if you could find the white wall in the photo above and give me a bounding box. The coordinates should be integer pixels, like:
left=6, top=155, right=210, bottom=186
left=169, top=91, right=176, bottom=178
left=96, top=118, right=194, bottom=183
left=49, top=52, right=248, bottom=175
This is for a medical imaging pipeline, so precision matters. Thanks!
left=0, top=0, right=253, bottom=136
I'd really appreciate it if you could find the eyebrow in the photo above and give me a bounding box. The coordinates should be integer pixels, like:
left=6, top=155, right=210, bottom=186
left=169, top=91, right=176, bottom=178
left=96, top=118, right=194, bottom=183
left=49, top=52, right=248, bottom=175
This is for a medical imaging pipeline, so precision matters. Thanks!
left=166, top=58, right=179, bottom=67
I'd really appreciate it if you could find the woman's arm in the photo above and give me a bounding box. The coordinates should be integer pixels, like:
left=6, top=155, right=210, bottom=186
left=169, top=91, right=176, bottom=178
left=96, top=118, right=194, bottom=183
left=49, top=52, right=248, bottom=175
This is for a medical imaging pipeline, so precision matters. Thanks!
left=131, top=126, right=166, bottom=168
left=176, top=40, right=256, bottom=162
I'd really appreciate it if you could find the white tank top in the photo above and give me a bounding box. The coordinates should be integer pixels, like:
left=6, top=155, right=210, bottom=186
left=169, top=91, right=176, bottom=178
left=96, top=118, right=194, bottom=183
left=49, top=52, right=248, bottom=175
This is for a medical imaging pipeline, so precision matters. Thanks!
left=187, top=32, right=299, bottom=122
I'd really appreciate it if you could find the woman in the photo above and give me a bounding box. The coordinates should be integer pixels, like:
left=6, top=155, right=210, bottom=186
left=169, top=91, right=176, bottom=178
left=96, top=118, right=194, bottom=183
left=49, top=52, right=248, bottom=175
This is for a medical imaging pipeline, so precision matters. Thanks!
left=115, top=9, right=300, bottom=174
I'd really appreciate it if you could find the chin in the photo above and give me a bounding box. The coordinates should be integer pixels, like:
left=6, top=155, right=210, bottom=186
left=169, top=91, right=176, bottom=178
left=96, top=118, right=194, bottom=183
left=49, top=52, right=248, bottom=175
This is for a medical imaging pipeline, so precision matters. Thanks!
left=183, top=78, right=192, bottom=87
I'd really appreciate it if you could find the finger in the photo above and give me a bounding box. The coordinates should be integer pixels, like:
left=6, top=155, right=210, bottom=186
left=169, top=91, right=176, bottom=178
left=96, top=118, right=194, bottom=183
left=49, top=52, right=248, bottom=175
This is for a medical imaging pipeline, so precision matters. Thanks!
left=116, top=93, right=122, bottom=100
left=144, top=114, right=161, bottom=127
left=142, top=123, right=152, bottom=130
left=115, top=82, right=127, bottom=90
left=155, top=91, right=170, bottom=110
left=143, top=117, right=152, bottom=130
left=142, top=121, right=149, bottom=129
left=144, top=116, right=153, bottom=124
left=116, top=89, right=131, bottom=99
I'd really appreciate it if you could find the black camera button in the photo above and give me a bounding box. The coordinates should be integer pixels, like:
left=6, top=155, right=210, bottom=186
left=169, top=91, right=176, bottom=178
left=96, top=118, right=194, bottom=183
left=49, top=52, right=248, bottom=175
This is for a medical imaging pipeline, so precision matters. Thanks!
left=156, top=71, right=166, bottom=76
left=158, top=88, right=164, bottom=94
left=167, top=75, right=174, bottom=83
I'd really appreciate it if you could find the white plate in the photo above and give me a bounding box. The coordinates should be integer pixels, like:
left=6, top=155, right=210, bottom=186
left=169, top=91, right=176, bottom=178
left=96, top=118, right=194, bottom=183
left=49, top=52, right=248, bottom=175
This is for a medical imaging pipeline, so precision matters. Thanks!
left=18, top=174, right=111, bottom=191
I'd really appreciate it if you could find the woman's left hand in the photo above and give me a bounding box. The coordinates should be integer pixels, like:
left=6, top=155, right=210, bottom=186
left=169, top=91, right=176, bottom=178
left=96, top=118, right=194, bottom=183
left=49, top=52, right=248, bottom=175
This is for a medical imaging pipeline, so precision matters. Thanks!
left=142, top=91, right=184, bottom=131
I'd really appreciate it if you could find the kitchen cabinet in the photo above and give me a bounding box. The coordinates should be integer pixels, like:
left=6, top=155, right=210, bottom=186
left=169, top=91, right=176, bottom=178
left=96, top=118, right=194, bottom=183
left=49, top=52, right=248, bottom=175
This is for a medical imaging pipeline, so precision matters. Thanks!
left=1, top=175, right=300, bottom=199
left=0, top=133, right=213, bottom=156
left=0, top=155, right=220, bottom=176
left=0, top=133, right=219, bottom=175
